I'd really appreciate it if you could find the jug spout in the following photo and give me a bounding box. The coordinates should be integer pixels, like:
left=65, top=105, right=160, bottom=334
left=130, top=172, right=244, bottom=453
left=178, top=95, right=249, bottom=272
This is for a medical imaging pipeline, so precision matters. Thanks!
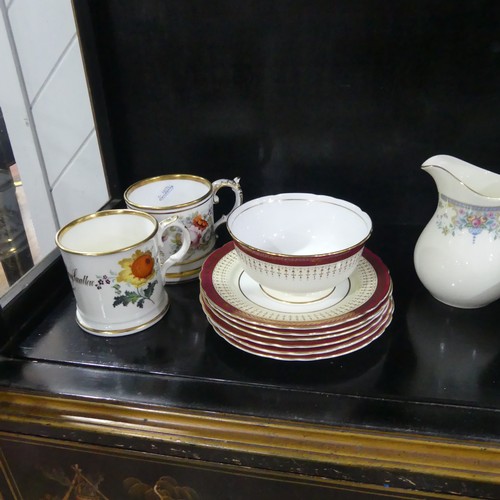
left=422, top=154, right=500, bottom=206
left=415, top=154, right=500, bottom=308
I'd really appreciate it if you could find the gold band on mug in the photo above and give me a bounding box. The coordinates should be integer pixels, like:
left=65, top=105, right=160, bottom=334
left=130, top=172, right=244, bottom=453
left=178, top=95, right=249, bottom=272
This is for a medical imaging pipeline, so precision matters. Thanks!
left=55, top=209, right=159, bottom=256
left=165, top=268, right=203, bottom=280
left=124, top=174, right=213, bottom=211
left=77, top=302, right=170, bottom=336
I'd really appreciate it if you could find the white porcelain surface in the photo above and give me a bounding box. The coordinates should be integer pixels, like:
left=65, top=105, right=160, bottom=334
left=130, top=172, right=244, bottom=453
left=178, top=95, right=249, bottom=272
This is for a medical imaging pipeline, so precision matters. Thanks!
left=227, top=193, right=372, bottom=297
left=213, top=309, right=389, bottom=353
left=237, top=268, right=352, bottom=313
left=56, top=210, right=190, bottom=335
left=125, top=176, right=211, bottom=208
left=125, top=175, right=242, bottom=282
left=228, top=193, right=371, bottom=255
left=414, top=155, right=500, bottom=308
left=208, top=302, right=394, bottom=361
left=201, top=288, right=391, bottom=336
left=233, top=246, right=364, bottom=301
left=201, top=292, right=392, bottom=340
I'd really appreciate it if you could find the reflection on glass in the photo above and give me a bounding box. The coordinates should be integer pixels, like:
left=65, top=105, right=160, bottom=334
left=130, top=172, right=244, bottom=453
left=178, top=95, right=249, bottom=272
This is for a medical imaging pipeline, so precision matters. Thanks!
left=0, top=107, right=39, bottom=296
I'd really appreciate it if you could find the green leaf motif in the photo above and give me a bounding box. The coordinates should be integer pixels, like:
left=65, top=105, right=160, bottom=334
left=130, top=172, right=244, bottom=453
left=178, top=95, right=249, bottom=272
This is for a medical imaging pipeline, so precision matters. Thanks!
left=113, top=290, right=140, bottom=307
left=143, top=281, right=157, bottom=300
left=112, top=282, right=157, bottom=308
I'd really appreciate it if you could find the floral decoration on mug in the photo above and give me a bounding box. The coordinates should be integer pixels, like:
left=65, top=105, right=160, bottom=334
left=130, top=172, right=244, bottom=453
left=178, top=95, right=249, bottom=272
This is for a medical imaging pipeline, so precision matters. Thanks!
left=95, top=248, right=159, bottom=308
left=164, top=208, right=214, bottom=257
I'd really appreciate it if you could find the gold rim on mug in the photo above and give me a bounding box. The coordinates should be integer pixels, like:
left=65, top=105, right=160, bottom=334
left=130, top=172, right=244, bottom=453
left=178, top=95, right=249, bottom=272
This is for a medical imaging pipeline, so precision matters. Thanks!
left=227, top=197, right=372, bottom=259
left=164, top=248, right=214, bottom=280
left=55, top=209, right=160, bottom=257
left=77, top=301, right=170, bottom=336
left=166, top=267, right=203, bottom=280
left=124, top=174, right=213, bottom=211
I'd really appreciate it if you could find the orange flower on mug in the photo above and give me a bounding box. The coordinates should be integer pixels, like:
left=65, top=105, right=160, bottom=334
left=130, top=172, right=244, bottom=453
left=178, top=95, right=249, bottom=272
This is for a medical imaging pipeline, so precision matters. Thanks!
left=193, top=214, right=209, bottom=230
left=117, top=249, right=155, bottom=287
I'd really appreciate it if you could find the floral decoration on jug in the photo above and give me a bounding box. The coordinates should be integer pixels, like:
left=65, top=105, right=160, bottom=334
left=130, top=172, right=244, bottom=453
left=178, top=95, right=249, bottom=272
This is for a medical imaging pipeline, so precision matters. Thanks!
left=436, top=195, right=500, bottom=243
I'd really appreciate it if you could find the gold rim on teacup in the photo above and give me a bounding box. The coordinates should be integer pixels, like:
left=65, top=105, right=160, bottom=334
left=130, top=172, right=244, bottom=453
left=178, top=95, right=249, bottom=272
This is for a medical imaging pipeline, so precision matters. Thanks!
left=124, top=174, right=214, bottom=211
left=55, top=209, right=161, bottom=256
left=227, top=196, right=372, bottom=260
left=230, top=226, right=372, bottom=260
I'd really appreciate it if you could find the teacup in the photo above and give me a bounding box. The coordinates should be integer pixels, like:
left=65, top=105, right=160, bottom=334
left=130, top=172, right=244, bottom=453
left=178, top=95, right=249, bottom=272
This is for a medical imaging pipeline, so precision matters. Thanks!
left=124, top=174, right=243, bottom=282
left=227, top=193, right=372, bottom=303
left=55, top=209, right=190, bottom=336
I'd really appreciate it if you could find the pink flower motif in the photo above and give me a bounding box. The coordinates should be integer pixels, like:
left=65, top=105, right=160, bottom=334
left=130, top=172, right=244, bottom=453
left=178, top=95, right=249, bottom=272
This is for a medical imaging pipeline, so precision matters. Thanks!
left=189, top=227, right=203, bottom=248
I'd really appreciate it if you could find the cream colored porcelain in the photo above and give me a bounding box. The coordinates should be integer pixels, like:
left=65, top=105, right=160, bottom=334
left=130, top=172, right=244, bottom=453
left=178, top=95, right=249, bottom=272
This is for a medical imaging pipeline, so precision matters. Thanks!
left=125, top=174, right=242, bottom=283
left=56, top=209, right=190, bottom=335
left=414, top=155, right=500, bottom=308
left=226, top=193, right=372, bottom=301
left=206, top=300, right=394, bottom=361
left=199, top=242, right=394, bottom=361
left=199, top=242, right=392, bottom=329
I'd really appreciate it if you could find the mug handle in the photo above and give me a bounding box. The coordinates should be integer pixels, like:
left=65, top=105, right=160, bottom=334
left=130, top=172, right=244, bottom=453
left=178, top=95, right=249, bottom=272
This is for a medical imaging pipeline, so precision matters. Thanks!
left=212, top=177, right=243, bottom=231
left=157, top=216, right=191, bottom=280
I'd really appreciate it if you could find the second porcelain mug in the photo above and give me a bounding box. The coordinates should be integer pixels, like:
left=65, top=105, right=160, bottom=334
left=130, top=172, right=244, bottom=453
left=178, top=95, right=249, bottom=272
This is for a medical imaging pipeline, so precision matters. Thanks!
left=125, top=174, right=243, bottom=282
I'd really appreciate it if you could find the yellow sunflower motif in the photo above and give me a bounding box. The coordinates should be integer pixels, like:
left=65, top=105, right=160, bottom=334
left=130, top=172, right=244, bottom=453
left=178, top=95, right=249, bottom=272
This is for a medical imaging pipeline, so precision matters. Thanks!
left=117, top=249, right=156, bottom=287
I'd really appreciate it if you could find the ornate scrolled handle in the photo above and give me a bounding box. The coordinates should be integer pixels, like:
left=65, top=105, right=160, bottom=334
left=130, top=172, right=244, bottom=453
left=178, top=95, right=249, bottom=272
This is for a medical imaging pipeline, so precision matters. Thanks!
left=212, top=177, right=243, bottom=231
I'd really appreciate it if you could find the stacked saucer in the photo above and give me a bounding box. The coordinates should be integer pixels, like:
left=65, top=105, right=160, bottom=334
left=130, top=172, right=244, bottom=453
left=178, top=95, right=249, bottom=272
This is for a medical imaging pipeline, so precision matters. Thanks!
left=199, top=241, right=394, bottom=361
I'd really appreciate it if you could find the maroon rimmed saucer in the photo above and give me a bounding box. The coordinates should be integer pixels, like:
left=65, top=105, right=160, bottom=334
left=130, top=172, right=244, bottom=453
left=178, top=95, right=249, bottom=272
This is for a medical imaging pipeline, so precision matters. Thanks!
left=199, top=241, right=392, bottom=329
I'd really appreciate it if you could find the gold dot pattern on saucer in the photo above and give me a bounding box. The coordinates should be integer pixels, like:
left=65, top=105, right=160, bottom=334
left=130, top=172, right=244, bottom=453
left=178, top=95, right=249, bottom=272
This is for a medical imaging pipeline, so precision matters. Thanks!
left=211, top=249, right=378, bottom=325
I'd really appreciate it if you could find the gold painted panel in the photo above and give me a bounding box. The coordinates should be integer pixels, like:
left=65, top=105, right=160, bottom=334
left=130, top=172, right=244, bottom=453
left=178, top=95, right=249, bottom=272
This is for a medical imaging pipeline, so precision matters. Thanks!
left=0, top=433, right=468, bottom=500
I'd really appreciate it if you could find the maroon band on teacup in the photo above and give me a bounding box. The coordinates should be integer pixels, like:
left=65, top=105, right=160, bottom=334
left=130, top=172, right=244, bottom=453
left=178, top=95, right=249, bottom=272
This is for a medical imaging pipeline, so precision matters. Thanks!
left=233, top=240, right=365, bottom=266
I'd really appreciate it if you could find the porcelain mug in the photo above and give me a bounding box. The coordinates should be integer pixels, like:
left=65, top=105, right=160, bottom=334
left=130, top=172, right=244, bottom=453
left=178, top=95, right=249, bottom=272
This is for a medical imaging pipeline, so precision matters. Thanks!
left=124, top=174, right=243, bottom=283
left=55, top=209, right=190, bottom=336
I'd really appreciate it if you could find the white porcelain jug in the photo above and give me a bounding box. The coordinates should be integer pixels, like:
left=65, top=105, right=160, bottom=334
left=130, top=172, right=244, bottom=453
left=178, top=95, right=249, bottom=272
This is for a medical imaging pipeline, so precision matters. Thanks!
left=414, top=155, right=500, bottom=308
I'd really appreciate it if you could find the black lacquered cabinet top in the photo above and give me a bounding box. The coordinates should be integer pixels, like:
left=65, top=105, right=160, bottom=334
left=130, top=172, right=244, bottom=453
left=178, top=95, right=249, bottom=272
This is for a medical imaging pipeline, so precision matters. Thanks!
left=3, top=224, right=500, bottom=443
left=4, top=1, right=500, bottom=458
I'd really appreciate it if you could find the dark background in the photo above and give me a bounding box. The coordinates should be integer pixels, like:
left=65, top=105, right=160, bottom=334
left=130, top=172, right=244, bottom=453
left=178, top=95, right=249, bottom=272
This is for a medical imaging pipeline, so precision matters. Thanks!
left=5, top=6, right=500, bottom=497
left=79, top=0, right=500, bottom=228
